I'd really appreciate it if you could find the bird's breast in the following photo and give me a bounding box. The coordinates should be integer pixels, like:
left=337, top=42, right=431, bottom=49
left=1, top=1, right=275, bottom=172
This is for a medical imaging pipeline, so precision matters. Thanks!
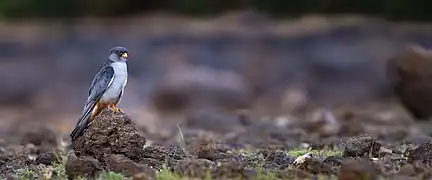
left=101, top=62, right=128, bottom=101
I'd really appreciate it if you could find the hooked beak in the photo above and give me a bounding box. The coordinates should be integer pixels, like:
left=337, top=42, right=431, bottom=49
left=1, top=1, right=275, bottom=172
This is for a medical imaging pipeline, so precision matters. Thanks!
left=121, top=52, right=128, bottom=59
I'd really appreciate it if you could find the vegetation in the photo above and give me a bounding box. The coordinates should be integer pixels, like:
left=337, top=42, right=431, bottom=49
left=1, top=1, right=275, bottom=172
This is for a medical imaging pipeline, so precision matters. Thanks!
left=99, top=172, right=128, bottom=180
left=287, top=148, right=344, bottom=158
left=16, top=168, right=38, bottom=180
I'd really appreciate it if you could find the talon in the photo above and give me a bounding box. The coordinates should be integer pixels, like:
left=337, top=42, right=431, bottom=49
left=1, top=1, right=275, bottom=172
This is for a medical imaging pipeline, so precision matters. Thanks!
left=109, top=104, right=123, bottom=113
left=114, top=107, right=123, bottom=113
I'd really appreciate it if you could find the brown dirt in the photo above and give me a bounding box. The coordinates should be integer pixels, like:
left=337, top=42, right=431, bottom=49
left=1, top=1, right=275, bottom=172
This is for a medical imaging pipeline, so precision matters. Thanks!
left=0, top=102, right=432, bottom=179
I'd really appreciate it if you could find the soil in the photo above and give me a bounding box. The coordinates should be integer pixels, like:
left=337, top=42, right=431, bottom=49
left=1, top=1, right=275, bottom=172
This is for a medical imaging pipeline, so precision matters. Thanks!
left=1, top=104, right=432, bottom=180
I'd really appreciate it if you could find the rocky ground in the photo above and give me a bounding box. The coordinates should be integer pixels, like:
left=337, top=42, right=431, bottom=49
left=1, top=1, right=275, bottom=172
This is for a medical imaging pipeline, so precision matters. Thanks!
left=1, top=100, right=432, bottom=180
left=3, top=13, right=432, bottom=180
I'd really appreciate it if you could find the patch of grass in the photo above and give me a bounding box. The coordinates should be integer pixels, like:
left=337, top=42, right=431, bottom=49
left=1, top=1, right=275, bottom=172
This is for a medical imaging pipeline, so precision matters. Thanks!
left=99, top=171, right=128, bottom=180
left=156, top=165, right=183, bottom=180
left=156, top=164, right=214, bottom=180
left=288, top=149, right=311, bottom=157
left=16, top=168, right=38, bottom=180
left=288, top=148, right=343, bottom=157
left=52, top=152, right=68, bottom=179
left=317, top=174, right=338, bottom=180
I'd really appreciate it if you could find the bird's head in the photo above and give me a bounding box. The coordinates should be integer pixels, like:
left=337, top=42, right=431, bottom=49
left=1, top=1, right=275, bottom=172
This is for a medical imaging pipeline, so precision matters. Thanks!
left=108, top=46, right=128, bottom=62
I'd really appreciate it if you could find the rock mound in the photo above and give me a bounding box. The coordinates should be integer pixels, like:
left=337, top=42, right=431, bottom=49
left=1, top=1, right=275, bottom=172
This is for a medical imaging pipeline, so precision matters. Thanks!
left=67, top=108, right=155, bottom=179
left=71, top=108, right=147, bottom=161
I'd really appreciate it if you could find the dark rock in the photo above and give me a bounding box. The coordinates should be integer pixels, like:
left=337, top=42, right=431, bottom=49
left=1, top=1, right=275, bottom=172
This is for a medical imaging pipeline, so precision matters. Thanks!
left=343, top=135, right=381, bottom=158
left=36, top=151, right=60, bottom=165
left=167, top=145, right=187, bottom=160
left=408, top=141, right=432, bottom=167
left=104, top=154, right=156, bottom=178
left=263, top=150, right=295, bottom=169
left=20, top=127, right=58, bottom=148
left=338, top=158, right=378, bottom=180
left=188, top=138, right=226, bottom=161
left=323, top=156, right=345, bottom=167
left=139, top=157, right=164, bottom=169
left=293, top=153, right=334, bottom=174
left=215, top=153, right=261, bottom=170
left=174, top=158, right=216, bottom=178
left=65, top=152, right=102, bottom=179
left=166, top=145, right=188, bottom=168
left=71, top=109, right=146, bottom=162
left=143, top=146, right=168, bottom=161
left=212, top=161, right=256, bottom=179
left=0, top=153, right=34, bottom=177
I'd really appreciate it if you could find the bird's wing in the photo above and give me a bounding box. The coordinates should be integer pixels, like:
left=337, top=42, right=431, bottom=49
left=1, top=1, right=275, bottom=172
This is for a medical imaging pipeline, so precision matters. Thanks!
left=71, top=65, right=115, bottom=140
left=81, top=65, right=115, bottom=113
left=88, top=65, right=114, bottom=97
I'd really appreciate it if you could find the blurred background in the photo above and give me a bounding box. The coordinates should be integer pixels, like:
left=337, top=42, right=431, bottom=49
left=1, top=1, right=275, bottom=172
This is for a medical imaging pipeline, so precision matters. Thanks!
left=1, top=0, right=432, bottom=140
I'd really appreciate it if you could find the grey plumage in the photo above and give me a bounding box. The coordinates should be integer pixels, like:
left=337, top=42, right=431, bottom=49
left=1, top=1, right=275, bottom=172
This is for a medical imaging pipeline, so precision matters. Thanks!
left=70, top=46, right=129, bottom=140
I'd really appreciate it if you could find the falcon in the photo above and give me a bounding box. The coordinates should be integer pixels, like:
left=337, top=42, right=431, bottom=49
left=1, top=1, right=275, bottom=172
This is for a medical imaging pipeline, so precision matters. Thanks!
left=70, top=46, right=129, bottom=140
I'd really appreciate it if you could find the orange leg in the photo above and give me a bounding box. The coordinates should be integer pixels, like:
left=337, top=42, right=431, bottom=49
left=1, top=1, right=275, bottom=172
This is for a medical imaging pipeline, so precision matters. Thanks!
left=108, top=103, right=123, bottom=112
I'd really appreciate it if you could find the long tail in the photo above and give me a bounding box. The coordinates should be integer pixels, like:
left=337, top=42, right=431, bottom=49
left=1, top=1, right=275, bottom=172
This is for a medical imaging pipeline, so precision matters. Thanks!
left=70, top=101, right=97, bottom=140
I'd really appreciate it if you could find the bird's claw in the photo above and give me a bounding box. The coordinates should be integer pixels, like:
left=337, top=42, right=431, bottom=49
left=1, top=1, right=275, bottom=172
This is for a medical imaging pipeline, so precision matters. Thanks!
left=113, top=107, right=123, bottom=113
left=108, top=105, right=123, bottom=113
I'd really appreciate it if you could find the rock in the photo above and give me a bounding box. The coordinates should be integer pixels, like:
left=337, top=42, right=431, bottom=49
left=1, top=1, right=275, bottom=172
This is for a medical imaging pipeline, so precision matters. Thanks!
left=323, top=156, right=346, bottom=174
left=187, top=138, right=227, bottom=161
left=36, top=151, right=60, bottom=166
left=293, top=153, right=333, bottom=174
left=20, top=127, right=58, bottom=148
left=263, top=150, right=295, bottom=170
left=104, top=154, right=156, bottom=178
left=0, top=153, right=34, bottom=177
left=65, top=151, right=102, bottom=179
left=174, top=158, right=216, bottom=178
left=142, top=146, right=168, bottom=161
left=212, top=161, right=256, bottom=179
left=409, top=141, right=432, bottom=167
left=343, top=135, right=381, bottom=158
left=338, top=158, right=378, bottom=180
left=323, top=156, right=344, bottom=167
left=189, top=139, right=217, bottom=161
left=166, top=145, right=187, bottom=168
left=71, top=108, right=147, bottom=161
left=139, top=157, right=164, bottom=169
left=386, top=45, right=432, bottom=120
left=167, top=145, right=187, bottom=160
